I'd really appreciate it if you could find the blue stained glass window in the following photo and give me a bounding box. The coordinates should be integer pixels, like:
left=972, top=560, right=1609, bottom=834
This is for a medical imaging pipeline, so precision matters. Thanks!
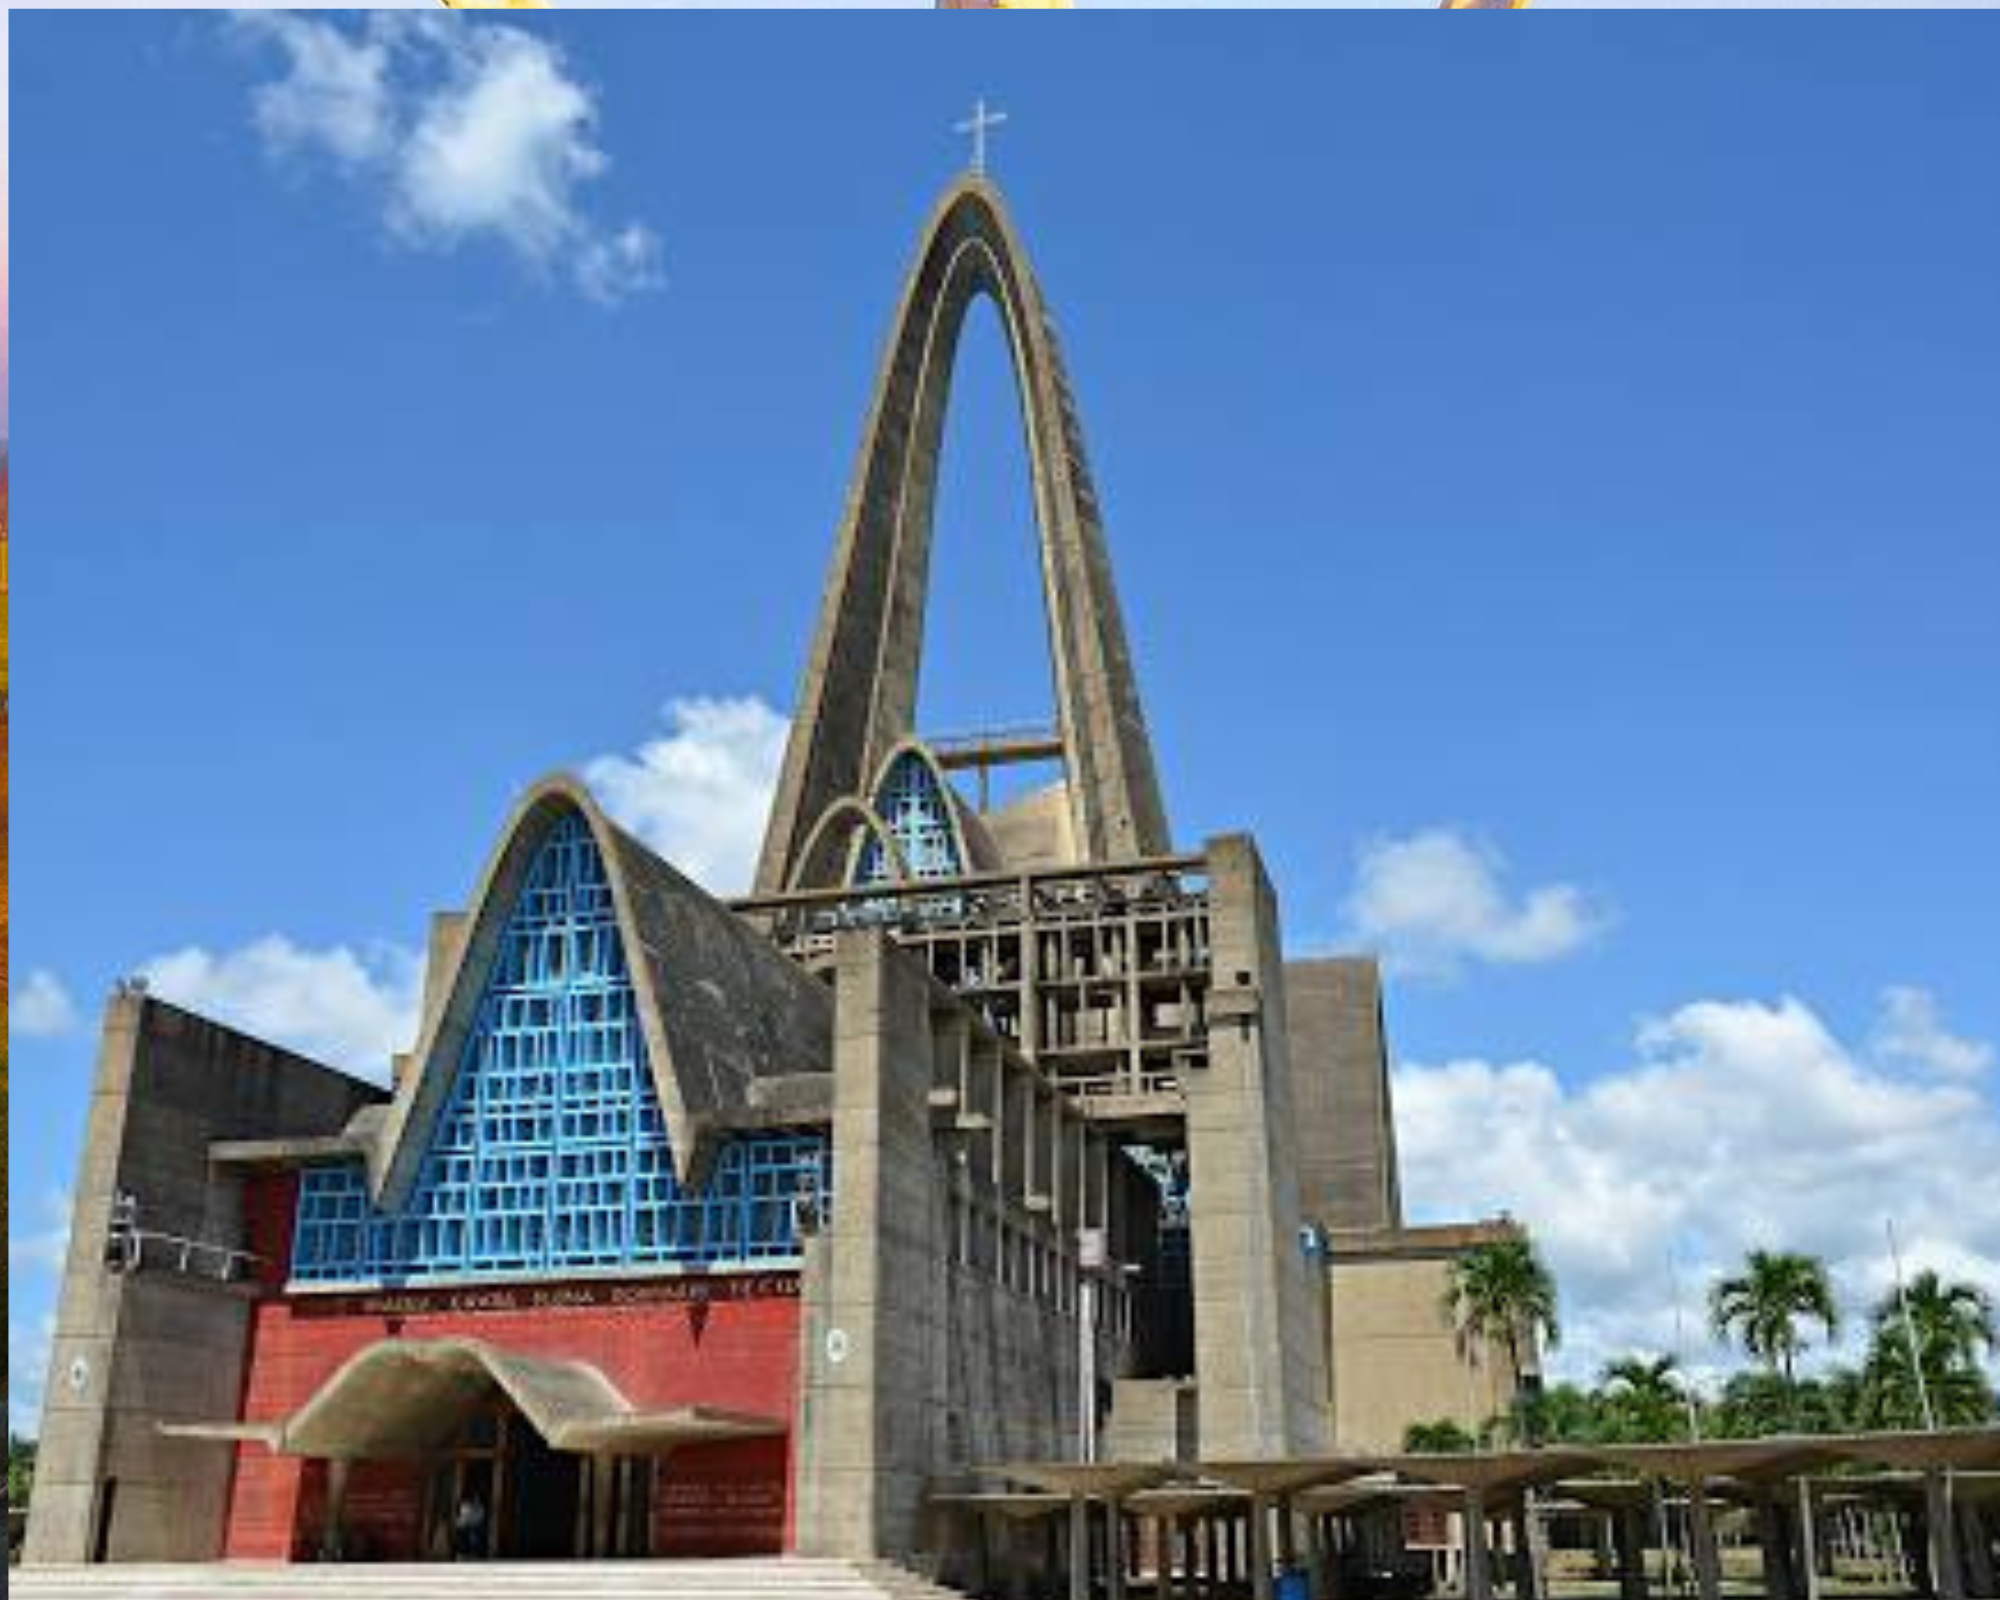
left=291, top=811, right=828, bottom=1285
left=853, top=751, right=964, bottom=886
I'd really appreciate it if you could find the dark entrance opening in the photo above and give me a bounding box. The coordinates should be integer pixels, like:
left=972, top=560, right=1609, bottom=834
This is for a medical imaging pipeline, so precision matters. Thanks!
left=418, top=1395, right=590, bottom=1560
left=505, top=1422, right=580, bottom=1558
left=408, top=1394, right=651, bottom=1561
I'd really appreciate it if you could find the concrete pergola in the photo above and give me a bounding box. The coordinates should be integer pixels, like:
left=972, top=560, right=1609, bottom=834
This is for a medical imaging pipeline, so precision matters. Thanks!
left=964, top=1424, right=2000, bottom=1600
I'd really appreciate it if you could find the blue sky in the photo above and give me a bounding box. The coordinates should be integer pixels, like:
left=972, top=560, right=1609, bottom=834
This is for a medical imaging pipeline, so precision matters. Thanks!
left=11, top=12, right=2000, bottom=1426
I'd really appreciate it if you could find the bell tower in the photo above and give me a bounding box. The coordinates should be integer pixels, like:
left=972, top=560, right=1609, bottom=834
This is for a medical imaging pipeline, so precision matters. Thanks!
left=754, top=173, right=1170, bottom=896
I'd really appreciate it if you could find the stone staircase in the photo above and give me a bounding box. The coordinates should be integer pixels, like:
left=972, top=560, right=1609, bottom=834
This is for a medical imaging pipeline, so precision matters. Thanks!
left=8, top=1557, right=976, bottom=1600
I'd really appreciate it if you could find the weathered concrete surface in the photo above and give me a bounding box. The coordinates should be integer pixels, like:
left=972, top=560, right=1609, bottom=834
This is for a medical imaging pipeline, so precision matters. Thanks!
left=756, top=174, right=1170, bottom=893
left=1186, top=836, right=1329, bottom=1458
left=1324, top=1222, right=1524, bottom=1453
left=1284, top=958, right=1401, bottom=1234
left=797, top=933, right=1134, bottom=1569
left=25, top=995, right=383, bottom=1564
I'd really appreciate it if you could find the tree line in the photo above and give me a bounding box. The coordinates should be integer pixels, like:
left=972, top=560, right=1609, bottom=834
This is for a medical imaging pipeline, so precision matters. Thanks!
left=1407, top=1237, right=1999, bottom=1451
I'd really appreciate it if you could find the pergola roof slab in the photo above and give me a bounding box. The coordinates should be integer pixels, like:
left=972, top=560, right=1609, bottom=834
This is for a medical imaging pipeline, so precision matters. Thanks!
left=1198, top=1456, right=1392, bottom=1495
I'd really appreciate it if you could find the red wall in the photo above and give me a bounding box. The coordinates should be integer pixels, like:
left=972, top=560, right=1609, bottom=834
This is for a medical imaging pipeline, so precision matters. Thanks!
left=225, top=1174, right=803, bottom=1561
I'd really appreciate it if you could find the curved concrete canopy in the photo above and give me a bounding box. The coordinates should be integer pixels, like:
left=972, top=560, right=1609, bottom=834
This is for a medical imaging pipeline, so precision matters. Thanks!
left=187, top=1338, right=785, bottom=1461
left=756, top=174, right=1169, bottom=895
left=368, top=774, right=833, bottom=1200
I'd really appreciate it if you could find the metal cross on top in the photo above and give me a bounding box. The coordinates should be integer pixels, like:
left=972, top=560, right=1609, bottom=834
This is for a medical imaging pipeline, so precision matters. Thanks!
left=955, top=98, right=1009, bottom=177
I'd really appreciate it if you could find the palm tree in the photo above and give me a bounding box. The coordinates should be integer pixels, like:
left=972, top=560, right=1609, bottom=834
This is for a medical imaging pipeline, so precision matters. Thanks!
left=1404, top=1418, right=1478, bottom=1454
left=1441, top=1234, right=1561, bottom=1432
left=1863, top=1269, right=1998, bottom=1428
left=1600, top=1354, right=1689, bottom=1442
left=1709, top=1250, right=1840, bottom=1419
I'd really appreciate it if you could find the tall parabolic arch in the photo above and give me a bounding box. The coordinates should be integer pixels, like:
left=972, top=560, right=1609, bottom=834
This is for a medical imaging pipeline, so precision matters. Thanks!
left=754, top=175, right=1171, bottom=896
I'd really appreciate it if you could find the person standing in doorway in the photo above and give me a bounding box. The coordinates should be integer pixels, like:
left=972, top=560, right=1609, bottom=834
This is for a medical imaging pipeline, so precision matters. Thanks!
left=451, top=1489, right=488, bottom=1560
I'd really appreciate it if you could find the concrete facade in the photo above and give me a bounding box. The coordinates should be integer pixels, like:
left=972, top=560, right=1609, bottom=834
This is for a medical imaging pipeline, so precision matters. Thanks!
left=1186, top=837, right=1329, bottom=1458
left=795, top=934, right=1138, bottom=1563
left=26, top=995, right=383, bottom=1563
left=1285, top=958, right=1402, bottom=1234
left=1326, top=1223, right=1527, bottom=1454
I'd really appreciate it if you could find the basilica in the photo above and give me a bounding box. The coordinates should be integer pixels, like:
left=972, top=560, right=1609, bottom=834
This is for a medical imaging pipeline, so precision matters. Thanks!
left=25, top=170, right=1516, bottom=1573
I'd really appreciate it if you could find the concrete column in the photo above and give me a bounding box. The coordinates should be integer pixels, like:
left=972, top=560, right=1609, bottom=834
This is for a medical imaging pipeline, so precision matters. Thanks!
left=1307, top=1511, right=1332, bottom=1600
left=1924, top=1470, right=1965, bottom=1600
left=1107, top=1497, right=1127, bottom=1600
left=1250, top=1492, right=1275, bottom=1600
left=1684, top=1481, right=1721, bottom=1600
left=1796, top=1479, right=1822, bottom=1600
left=1957, top=1500, right=1994, bottom=1600
left=1463, top=1490, right=1493, bottom=1600
left=1513, top=1498, right=1545, bottom=1600
left=1203, top=1514, right=1221, bottom=1598
left=1153, top=1515, right=1175, bottom=1600
left=1614, top=1503, right=1651, bottom=1600
left=1007, top=1518, right=1033, bottom=1600
left=323, top=1458, right=351, bottom=1561
left=1071, top=1494, right=1092, bottom=1600
left=591, top=1455, right=617, bottom=1557
left=1756, top=1493, right=1797, bottom=1600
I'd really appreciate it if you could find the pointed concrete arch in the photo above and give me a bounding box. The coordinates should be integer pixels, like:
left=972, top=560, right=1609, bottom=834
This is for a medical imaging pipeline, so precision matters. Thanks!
left=754, top=175, right=1169, bottom=895
left=787, top=796, right=908, bottom=893
left=860, top=735, right=1001, bottom=881
left=369, top=774, right=831, bottom=1202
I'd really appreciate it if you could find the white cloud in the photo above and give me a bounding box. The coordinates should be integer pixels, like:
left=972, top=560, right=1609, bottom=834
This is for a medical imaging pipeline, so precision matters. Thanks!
left=138, top=936, right=423, bottom=1083
left=8, top=1189, right=74, bottom=1281
left=584, top=695, right=789, bottom=895
left=10, top=1311, right=55, bottom=1439
left=234, top=13, right=661, bottom=304
left=1395, top=993, right=2000, bottom=1389
left=12, top=969, right=81, bottom=1037
left=110, top=696, right=785, bottom=1081
left=242, top=10, right=393, bottom=166
left=1872, top=984, right=1992, bottom=1079
left=1343, top=828, right=1610, bottom=978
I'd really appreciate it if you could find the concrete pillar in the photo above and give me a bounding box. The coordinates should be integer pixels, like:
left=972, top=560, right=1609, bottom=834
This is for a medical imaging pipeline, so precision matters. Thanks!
left=1924, top=1470, right=1965, bottom=1600
left=1957, top=1500, right=1994, bottom=1600
left=1757, top=1493, right=1797, bottom=1600
left=1307, top=1510, right=1332, bottom=1600
left=1513, top=1498, right=1544, bottom=1600
left=1463, top=1489, right=1493, bottom=1600
left=1796, top=1479, right=1822, bottom=1600
left=1614, top=1503, right=1650, bottom=1600
left=1002, top=1518, right=1031, bottom=1600
left=323, top=1458, right=351, bottom=1561
left=1071, top=1494, right=1092, bottom=1600
left=1250, top=1492, right=1275, bottom=1600
left=1684, top=1481, right=1721, bottom=1600
left=1153, top=1514, right=1175, bottom=1600
left=592, top=1455, right=617, bottom=1558
left=1107, top=1497, right=1127, bottom=1600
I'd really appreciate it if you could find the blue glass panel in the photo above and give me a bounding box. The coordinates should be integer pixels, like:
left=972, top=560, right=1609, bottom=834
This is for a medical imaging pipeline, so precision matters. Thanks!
left=292, top=811, right=829, bottom=1285
left=853, top=752, right=964, bottom=886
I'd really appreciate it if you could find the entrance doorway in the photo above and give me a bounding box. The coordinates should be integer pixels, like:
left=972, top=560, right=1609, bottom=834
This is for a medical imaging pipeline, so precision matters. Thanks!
left=414, top=1395, right=649, bottom=1560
